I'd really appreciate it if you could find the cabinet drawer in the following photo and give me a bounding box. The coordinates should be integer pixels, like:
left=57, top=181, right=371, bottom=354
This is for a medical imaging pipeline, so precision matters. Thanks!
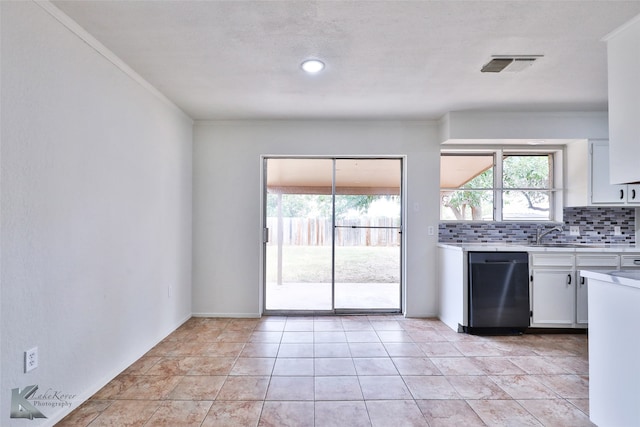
left=531, top=254, right=574, bottom=267
left=621, top=254, right=640, bottom=268
left=575, top=254, right=619, bottom=268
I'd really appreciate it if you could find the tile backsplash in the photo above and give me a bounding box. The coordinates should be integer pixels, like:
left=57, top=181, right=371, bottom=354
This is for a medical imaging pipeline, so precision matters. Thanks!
left=439, top=207, right=636, bottom=245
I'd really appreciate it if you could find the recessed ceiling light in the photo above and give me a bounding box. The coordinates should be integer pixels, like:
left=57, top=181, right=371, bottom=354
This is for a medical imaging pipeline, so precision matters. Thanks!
left=301, top=59, right=325, bottom=74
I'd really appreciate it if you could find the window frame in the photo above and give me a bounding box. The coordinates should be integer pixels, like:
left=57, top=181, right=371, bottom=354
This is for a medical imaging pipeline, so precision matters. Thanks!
left=440, top=147, right=564, bottom=222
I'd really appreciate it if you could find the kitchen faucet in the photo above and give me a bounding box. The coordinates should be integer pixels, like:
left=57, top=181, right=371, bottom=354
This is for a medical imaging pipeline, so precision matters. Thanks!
left=535, top=225, right=563, bottom=245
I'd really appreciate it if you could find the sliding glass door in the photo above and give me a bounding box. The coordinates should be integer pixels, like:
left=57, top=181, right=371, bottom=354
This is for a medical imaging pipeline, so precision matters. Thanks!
left=264, top=157, right=402, bottom=313
left=264, top=159, right=333, bottom=310
left=334, top=159, right=401, bottom=310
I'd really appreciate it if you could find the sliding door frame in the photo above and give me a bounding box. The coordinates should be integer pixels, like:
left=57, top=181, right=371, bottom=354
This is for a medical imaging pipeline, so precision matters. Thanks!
left=260, top=155, right=406, bottom=316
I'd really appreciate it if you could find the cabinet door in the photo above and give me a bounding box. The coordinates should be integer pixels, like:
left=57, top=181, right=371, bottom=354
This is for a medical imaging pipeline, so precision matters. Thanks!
left=531, top=269, right=575, bottom=326
left=576, top=273, right=588, bottom=325
left=591, top=141, right=627, bottom=204
left=607, top=19, right=640, bottom=184
left=575, top=254, right=619, bottom=327
left=627, top=184, right=640, bottom=204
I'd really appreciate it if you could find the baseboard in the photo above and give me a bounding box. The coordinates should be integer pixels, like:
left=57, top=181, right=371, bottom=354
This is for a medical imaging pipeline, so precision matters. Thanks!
left=191, top=312, right=261, bottom=318
left=44, top=313, right=191, bottom=426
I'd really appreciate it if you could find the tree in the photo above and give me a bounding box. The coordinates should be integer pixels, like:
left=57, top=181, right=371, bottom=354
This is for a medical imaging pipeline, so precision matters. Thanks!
left=442, top=155, right=550, bottom=220
left=267, top=193, right=389, bottom=218
left=503, top=156, right=549, bottom=212
left=442, top=168, right=493, bottom=220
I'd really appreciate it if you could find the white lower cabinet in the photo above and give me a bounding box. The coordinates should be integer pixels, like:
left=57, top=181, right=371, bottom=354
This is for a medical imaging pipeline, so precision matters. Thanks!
left=530, top=253, right=575, bottom=327
left=575, top=254, right=620, bottom=327
left=530, top=253, right=620, bottom=328
left=620, top=253, right=640, bottom=268
left=576, top=276, right=589, bottom=325
left=531, top=269, right=575, bottom=326
left=438, top=246, right=636, bottom=331
left=576, top=254, right=620, bottom=328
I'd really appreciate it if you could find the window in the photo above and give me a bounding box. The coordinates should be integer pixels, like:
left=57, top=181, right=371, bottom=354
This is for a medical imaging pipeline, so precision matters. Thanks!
left=440, top=150, right=559, bottom=221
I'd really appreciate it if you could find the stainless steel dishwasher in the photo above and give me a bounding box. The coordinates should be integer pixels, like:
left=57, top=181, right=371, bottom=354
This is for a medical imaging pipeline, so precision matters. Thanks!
left=468, top=252, right=530, bottom=334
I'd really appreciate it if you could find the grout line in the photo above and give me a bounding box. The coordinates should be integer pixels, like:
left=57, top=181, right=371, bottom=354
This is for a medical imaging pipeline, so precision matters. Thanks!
left=63, top=315, right=590, bottom=426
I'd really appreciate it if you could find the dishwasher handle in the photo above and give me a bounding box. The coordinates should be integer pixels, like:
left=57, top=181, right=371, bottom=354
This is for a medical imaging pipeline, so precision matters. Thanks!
left=480, top=259, right=527, bottom=264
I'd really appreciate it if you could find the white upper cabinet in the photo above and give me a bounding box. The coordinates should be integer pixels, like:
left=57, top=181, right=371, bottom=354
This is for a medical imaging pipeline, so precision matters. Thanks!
left=628, top=184, right=640, bottom=203
left=566, top=140, right=640, bottom=206
left=606, top=15, right=640, bottom=184
left=591, top=141, right=627, bottom=204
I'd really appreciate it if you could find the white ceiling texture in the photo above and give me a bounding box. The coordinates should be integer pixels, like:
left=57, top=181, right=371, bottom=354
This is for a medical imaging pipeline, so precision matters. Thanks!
left=52, top=1, right=640, bottom=121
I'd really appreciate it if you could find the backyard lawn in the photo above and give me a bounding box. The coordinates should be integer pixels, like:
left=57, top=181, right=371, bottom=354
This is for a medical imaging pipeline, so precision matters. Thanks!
left=266, top=245, right=400, bottom=283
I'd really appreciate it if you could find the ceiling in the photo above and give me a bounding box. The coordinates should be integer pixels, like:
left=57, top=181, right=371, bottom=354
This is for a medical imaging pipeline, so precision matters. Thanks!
left=52, top=1, right=640, bottom=121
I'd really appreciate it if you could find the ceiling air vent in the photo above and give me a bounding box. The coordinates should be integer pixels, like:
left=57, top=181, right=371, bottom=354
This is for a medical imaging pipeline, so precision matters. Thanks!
left=481, top=55, right=542, bottom=73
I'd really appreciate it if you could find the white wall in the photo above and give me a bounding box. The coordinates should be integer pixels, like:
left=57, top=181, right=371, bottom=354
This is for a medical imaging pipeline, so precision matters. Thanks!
left=1, top=2, right=193, bottom=425
left=440, top=111, right=609, bottom=142
left=193, top=120, right=440, bottom=318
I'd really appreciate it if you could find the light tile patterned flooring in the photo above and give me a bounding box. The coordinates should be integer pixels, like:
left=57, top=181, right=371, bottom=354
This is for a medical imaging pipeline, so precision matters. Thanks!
left=58, top=316, right=594, bottom=426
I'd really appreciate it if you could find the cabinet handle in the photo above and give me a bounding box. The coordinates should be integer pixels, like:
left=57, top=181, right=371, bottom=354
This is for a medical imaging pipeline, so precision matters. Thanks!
left=620, top=189, right=625, bottom=200
left=567, top=274, right=572, bottom=285
left=633, top=189, right=637, bottom=200
left=580, top=277, right=585, bottom=286
left=634, top=260, right=640, bottom=266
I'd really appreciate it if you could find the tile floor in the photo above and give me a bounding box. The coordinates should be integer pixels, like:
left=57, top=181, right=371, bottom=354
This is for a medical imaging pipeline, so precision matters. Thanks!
left=57, top=316, right=594, bottom=426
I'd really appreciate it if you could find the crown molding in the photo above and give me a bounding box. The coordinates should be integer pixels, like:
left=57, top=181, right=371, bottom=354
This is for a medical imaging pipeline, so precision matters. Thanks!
left=34, top=0, right=193, bottom=123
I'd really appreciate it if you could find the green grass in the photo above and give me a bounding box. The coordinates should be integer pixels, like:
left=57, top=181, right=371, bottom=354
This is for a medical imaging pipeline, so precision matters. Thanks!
left=266, top=245, right=400, bottom=283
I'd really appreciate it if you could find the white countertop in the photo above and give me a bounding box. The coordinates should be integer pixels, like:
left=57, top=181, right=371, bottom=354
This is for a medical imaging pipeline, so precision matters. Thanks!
left=438, top=243, right=640, bottom=253
left=581, top=269, right=640, bottom=290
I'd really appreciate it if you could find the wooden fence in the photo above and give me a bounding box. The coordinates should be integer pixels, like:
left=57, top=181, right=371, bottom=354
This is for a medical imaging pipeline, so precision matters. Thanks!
left=266, top=217, right=400, bottom=246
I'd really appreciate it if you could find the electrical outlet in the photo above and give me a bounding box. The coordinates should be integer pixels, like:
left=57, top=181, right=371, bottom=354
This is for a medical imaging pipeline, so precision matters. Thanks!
left=614, top=226, right=622, bottom=236
left=427, top=226, right=435, bottom=236
left=168, top=285, right=173, bottom=298
left=569, top=226, right=580, bottom=236
left=24, top=347, right=38, bottom=373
